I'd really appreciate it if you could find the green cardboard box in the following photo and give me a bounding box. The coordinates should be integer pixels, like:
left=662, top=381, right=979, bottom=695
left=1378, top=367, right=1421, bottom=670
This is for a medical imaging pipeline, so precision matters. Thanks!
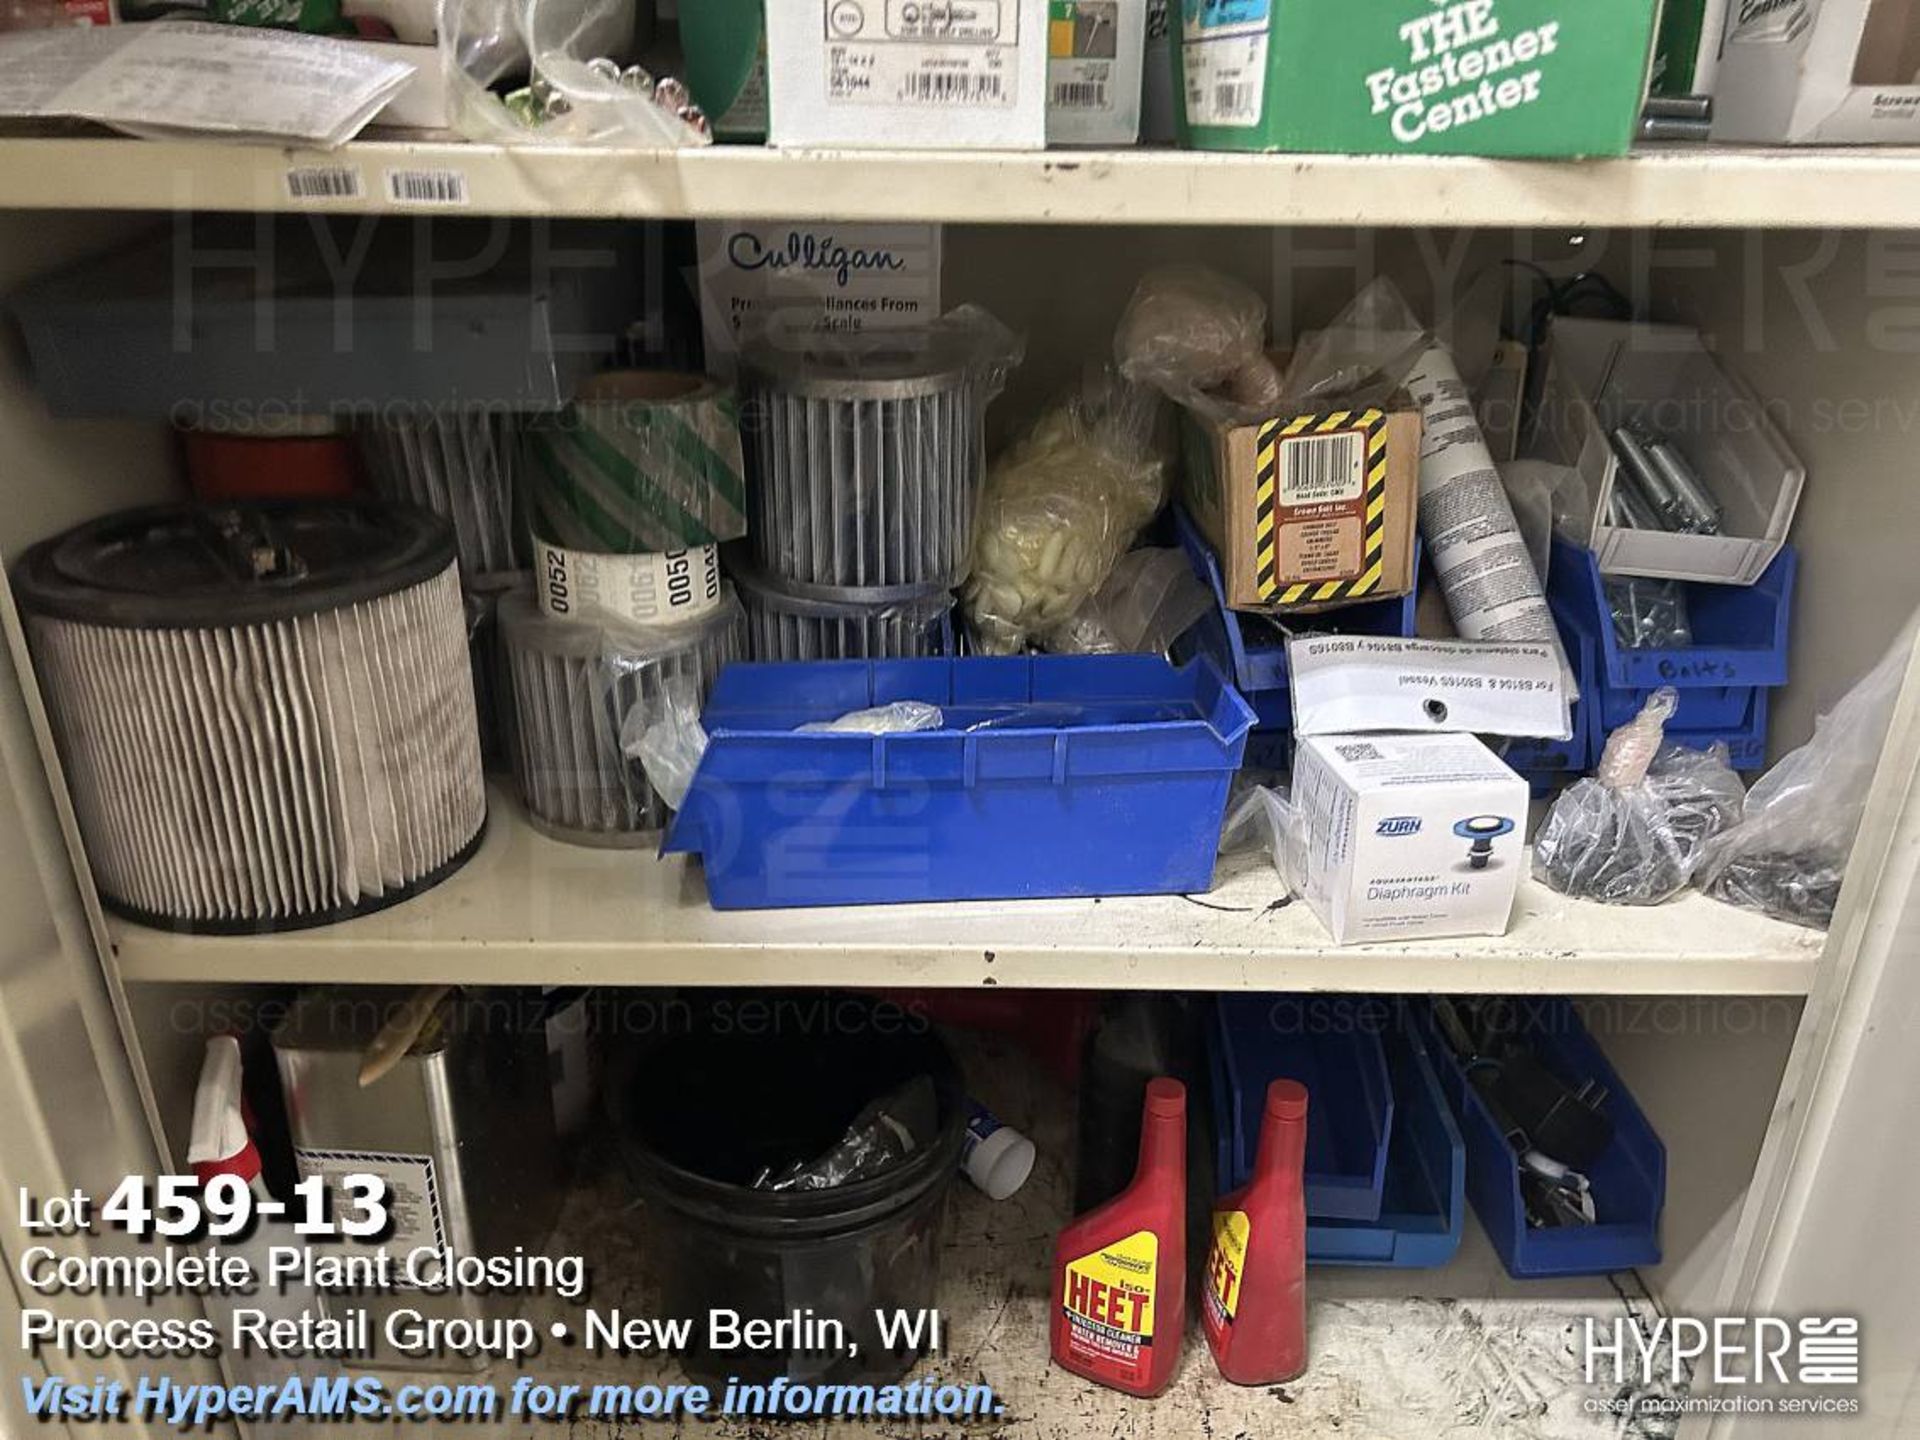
left=1173, top=0, right=1660, bottom=156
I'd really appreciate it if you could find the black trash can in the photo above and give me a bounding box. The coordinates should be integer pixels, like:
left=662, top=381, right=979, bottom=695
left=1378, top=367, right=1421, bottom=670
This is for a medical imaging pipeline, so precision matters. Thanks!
left=614, top=994, right=965, bottom=1386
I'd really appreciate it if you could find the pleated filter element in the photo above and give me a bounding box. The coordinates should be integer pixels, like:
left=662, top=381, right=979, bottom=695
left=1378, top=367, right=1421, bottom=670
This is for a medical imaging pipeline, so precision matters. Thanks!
left=500, top=588, right=743, bottom=847
left=14, top=503, right=486, bottom=934
left=358, top=408, right=526, bottom=578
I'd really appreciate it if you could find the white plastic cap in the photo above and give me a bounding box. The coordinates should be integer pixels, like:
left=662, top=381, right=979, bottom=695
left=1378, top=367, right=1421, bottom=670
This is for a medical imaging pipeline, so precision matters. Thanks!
left=963, top=1121, right=1036, bottom=1202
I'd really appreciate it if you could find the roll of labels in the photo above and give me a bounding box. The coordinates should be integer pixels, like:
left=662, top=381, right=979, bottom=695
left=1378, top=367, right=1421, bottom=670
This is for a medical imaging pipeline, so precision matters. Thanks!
left=524, top=371, right=749, bottom=627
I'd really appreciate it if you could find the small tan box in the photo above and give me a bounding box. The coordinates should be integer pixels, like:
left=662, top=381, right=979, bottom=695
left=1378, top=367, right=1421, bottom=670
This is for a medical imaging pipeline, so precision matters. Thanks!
left=1178, top=396, right=1422, bottom=613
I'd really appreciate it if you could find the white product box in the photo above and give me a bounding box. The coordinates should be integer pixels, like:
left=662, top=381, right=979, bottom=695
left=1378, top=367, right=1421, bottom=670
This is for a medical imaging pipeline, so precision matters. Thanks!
left=1293, top=732, right=1528, bottom=946
left=1714, top=0, right=1920, bottom=142
left=695, top=220, right=943, bottom=380
left=1529, top=318, right=1805, bottom=586
left=768, top=0, right=1050, bottom=149
left=1047, top=0, right=1146, bottom=145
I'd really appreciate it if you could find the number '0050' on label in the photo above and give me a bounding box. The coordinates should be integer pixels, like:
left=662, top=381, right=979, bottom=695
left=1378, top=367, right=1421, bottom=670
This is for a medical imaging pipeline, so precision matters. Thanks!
left=538, top=544, right=722, bottom=627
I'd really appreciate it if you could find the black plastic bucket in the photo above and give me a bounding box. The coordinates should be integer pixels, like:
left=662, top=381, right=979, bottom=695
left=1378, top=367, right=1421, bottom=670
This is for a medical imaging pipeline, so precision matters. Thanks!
left=614, top=994, right=964, bottom=1386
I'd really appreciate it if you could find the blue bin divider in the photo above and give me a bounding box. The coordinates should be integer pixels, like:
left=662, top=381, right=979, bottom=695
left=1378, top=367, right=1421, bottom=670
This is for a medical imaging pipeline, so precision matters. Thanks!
left=1547, top=538, right=1795, bottom=758
left=1211, top=995, right=1394, bottom=1223
left=1419, top=999, right=1666, bottom=1279
left=662, top=655, right=1256, bottom=910
left=1169, top=506, right=1420, bottom=768
left=1307, top=1002, right=1466, bottom=1268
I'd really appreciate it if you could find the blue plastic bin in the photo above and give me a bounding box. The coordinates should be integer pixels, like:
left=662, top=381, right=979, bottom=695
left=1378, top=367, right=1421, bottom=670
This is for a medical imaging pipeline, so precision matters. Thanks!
left=662, top=655, right=1255, bottom=909
left=1170, top=507, right=1420, bottom=769
left=1504, top=588, right=1599, bottom=791
left=1308, top=1003, right=1466, bottom=1268
left=1420, top=999, right=1667, bottom=1279
left=1548, top=538, right=1795, bottom=753
left=1211, top=995, right=1394, bottom=1222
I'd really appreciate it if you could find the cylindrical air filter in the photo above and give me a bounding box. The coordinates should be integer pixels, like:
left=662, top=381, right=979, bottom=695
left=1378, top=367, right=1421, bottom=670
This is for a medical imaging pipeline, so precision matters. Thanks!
left=358, top=407, right=526, bottom=579
left=734, top=565, right=951, bottom=662
left=14, top=502, right=486, bottom=933
left=742, top=341, right=984, bottom=591
left=500, top=588, right=743, bottom=847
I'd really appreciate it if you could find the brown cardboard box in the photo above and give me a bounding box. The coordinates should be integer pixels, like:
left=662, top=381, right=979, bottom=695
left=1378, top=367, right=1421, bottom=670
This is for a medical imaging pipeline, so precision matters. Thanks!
left=1179, top=394, right=1421, bottom=613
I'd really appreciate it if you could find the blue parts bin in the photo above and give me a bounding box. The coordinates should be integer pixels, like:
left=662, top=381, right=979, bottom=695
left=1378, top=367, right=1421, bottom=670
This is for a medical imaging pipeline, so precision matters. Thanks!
left=1169, top=506, right=1419, bottom=768
left=1422, top=998, right=1666, bottom=1279
left=1209, top=997, right=1465, bottom=1268
left=1211, top=996, right=1394, bottom=1222
left=1504, top=591, right=1598, bottom=793
left=1548, top=537, right=1795, bottom=769
left=662, top=654, right=1255, bottom=909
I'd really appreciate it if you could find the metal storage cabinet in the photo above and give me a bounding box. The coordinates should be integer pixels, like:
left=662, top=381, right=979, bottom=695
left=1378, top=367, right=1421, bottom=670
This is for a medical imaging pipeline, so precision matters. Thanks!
left=0, top=156, right=1915, bottom=1439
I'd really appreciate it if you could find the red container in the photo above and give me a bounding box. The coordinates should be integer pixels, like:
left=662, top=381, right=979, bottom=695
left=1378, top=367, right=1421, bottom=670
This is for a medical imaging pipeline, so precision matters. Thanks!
left=1049, top=1077, right=1187, bottom=1398
left=1203, top=1079, right=1309, bottom=1386
left=183, top=428, right=358, bottom=503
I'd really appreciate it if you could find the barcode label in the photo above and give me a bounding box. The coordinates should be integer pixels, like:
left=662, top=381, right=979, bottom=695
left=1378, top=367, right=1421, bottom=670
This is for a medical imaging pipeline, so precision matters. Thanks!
left=901, top=69, right=1006, bottom=104
left=1051, top=80, right=1109, bottom=109
left=1280, top=431, right=1366, bottom=505
left=1212, top=82, right=1259, bottom=122
left=285, top=167, right=363, bottom=201
left=1335, top=742, right=1384, bottom=763
left=385, top=169, right=470, bottom=206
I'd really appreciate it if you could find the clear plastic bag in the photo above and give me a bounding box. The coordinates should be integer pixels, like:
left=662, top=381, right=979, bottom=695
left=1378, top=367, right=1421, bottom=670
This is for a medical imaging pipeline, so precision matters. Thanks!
left=752, top=1076, right=939, bottom=1192
left=741, top=306, right=1024, bottom=593
left=1113, top=264, right=1284, bottom=420
left=1219, top=783, right=1307, bottom=898
left=964, top=369, right=1172, bottom=655
left=1533, top=689, right=1746, bottom=905
left=797, top=702, right=945, bottom=735
left=623, top=671, right=707, bottom=812
left=1047, top=546, right=1213, bottom=657
left=1696, top=617, right=1918, bottom=929
left=446, top=0, right=712, bottom=146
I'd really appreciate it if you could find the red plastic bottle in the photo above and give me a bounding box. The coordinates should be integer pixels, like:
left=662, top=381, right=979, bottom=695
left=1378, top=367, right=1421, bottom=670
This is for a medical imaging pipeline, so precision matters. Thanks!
left=1049, top=1077, right=1187, bottom=1398
left=1202, top=1079, right=1309, bottom=1386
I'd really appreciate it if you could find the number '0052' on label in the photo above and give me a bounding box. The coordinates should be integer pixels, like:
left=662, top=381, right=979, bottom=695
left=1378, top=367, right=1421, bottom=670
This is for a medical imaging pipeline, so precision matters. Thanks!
left=538, top=544, right=723, bottom=627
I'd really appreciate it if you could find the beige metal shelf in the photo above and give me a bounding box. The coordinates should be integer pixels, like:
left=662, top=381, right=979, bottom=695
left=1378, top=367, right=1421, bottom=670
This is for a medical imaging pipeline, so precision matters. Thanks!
left=106, top=788, right=1826, bottom=993
left=1, top=135, right=1918, bottom=227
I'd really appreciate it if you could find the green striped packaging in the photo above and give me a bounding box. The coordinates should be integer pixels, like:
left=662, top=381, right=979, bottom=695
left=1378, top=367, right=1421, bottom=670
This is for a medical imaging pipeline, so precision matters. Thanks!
left=524, top=371, right=749, bottom=554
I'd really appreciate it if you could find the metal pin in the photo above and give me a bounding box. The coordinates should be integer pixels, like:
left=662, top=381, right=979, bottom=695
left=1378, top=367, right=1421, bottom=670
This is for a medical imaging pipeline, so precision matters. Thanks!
left=1646, top=440, right=1723, bottom=535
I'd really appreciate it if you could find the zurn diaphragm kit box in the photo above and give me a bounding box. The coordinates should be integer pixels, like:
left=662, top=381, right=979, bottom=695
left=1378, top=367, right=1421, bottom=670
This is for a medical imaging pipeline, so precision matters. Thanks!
left=1293, top=732, right=1528, bottom=946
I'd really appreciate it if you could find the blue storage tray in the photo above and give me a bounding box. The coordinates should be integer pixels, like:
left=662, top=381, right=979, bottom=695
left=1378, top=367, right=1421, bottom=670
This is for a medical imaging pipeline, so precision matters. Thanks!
left=1504, top=587, right=1599, bottom=785
left=1169, top=506, right=1420, bottom=768
left=1212, top=996, right=1394, bottom=1222
left=1557, top=581, right=1772, bottom=771
left=662, top=655, right=1255, bottom=910
left=1420, top=999, right=1667, bottom=1279
left=1549, top=538, right=1795, bottom=740
left=1308, top=1003, right=1466, bottom=1268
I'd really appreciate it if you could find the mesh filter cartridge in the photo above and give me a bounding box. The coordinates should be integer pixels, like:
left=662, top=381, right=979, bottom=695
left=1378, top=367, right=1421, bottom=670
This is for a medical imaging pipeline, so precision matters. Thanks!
left=15, top=502, right=487, bottom=933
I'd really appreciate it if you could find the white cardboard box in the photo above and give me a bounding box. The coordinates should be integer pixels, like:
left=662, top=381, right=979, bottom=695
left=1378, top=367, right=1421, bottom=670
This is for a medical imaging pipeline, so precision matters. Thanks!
left=768, top=0, right=1050, bottom=149
left=1046, top=0, right=1146, bottom=145
left=1294, top=732, right=1528, bottom=947
left=1529, top=318, right=1805, bottom=586
left=1713, top=0, right=1920, bottom=143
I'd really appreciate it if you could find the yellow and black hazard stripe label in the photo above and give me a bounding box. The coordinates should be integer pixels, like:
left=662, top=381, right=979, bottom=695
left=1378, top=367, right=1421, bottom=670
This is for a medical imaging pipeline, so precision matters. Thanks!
left=1254, top=407, right=1390, bottom=605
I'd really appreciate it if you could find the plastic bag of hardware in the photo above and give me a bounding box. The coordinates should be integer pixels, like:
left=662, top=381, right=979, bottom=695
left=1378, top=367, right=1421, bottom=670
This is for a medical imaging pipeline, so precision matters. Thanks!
left=446, top=0, right=712, bottom=146
left=753, top=1076, right=939, bottom=1192
left=1113, top=264, right=1284, bottom=420
left=964, top=369, right=1173, bottom=655
left=1047, top=546, right=1213, bottom=657
left=741, top=306, right=1024, bottom=594
left=1534, top=689, right=1745, bottom=905
left=1696, top=616, right=1918, bottom=929
left=797, top=702, right=945, bottom=735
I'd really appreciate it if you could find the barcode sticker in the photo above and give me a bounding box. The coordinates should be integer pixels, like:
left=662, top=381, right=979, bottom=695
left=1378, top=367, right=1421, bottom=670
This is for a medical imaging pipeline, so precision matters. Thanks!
left=1051, top=80, right=1109, bottom=109
left=1184, top=32, right=1266, bottom=127
left=385, top=169, right=470, bottom=206
left=1280, top=431, right=1366, bottom=505
left=901, top=69, right=1006, bottom=104
left=285, top=166, right=363, bottom=201
left=1334, top=742, right=1384, bottom=763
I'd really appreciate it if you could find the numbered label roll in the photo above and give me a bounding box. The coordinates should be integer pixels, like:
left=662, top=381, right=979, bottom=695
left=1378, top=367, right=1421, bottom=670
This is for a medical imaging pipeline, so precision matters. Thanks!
left=533, top=539, right=723, bottom=627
